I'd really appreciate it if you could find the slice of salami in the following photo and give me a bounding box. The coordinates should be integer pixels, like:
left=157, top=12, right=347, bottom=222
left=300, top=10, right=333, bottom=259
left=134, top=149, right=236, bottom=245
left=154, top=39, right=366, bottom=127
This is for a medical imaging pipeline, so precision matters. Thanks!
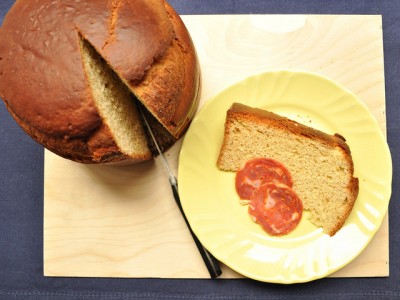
left=248, top=182, right=303, bottom=236
left=235, top=158, right=293, bottom=200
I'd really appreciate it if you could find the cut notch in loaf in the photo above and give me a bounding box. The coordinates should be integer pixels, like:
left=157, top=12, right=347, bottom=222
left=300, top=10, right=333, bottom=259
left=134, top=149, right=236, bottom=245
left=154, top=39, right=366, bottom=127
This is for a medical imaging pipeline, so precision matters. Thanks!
left=79, top=36, right=177, bottom=161
left=79, top=37, right=152, bottom=162
left=217, top=103, right=359, bottom=236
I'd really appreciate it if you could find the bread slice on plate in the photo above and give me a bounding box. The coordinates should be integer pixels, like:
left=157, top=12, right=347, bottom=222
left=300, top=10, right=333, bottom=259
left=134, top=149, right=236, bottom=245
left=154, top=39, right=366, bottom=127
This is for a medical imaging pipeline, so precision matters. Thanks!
left=217, top=103, right=359, bottom=236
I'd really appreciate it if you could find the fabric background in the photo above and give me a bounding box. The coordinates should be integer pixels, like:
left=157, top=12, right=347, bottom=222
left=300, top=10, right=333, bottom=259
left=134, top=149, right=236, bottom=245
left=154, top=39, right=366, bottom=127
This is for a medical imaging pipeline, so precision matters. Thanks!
left=0, top=1, right=399, bottom=299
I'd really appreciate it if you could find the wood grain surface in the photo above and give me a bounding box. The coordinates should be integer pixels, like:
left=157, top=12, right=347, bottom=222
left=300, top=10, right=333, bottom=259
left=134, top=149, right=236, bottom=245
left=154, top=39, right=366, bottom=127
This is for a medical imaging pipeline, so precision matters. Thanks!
left=44, top=15, right=388, bottom=279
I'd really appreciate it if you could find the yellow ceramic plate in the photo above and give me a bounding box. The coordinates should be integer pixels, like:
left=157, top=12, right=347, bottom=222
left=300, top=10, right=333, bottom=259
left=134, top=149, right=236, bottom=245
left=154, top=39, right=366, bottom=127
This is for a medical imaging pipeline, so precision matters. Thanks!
left=178, top=70, right=392, bottom=283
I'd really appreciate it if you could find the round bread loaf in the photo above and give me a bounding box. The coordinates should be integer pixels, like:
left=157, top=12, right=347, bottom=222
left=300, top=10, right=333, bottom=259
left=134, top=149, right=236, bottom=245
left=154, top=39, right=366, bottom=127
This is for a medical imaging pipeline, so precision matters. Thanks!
left=0, top=0, right=200, bottom=163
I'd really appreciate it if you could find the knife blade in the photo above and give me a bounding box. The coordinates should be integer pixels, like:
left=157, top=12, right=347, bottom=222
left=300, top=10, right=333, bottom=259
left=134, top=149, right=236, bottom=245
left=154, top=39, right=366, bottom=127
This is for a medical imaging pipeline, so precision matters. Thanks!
left=139, top=107, right=222, bottom=279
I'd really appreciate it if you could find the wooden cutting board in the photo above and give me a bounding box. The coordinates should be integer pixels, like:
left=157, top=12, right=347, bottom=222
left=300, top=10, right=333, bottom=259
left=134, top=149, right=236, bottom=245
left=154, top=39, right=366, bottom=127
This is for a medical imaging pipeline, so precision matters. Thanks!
left=44, top=14, right=388, bottom=279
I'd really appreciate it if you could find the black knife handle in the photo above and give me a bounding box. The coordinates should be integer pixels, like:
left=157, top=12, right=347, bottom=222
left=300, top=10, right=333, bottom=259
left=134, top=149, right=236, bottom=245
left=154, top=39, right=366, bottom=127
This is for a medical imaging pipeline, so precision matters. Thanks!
left=170, top=178, right=222, bottom=279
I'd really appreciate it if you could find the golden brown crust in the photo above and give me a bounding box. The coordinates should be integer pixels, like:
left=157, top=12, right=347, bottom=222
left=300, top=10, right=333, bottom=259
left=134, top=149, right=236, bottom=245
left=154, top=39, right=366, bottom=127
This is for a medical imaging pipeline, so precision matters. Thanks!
left=328, top=176, right=359, bottom=236
left=131, top=1, right=201, bottom=138
left=228, top=103, right=353, bottom=156
left=0, top=0, right=199, bottom=163
left=3, top=99, right=134, bottom=163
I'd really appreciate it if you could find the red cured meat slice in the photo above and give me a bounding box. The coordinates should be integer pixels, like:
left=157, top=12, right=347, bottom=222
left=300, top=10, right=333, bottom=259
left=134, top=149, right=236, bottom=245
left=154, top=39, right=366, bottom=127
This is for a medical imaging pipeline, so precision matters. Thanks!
left=235, top=158, right=293, bottom=200
left=248, top=182, right=303, bottom=236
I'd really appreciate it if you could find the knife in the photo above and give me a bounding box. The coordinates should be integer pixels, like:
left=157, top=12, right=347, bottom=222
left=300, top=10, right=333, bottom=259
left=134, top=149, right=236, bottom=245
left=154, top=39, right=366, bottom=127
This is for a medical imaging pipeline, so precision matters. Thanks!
left=139, top=107, right=222, bottom=279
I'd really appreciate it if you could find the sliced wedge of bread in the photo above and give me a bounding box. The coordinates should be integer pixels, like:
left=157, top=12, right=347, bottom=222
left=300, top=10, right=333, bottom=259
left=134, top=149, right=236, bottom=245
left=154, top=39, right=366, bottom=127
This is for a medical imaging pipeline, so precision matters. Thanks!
left=217, top=103, right=359, bottom=236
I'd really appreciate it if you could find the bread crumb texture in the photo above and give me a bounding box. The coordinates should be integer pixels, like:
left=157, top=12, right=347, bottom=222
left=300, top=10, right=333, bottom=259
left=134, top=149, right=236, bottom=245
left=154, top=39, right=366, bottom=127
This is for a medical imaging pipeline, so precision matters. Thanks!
left=217, top=103, right=359, bottom=236
left=80, top=38, right=150, bottom=159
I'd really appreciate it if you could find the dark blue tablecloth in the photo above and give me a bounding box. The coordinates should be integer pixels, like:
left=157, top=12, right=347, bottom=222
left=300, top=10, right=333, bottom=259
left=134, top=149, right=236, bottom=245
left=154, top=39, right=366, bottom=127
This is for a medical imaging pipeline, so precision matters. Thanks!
left=1, top=1, right=399, bottom=299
